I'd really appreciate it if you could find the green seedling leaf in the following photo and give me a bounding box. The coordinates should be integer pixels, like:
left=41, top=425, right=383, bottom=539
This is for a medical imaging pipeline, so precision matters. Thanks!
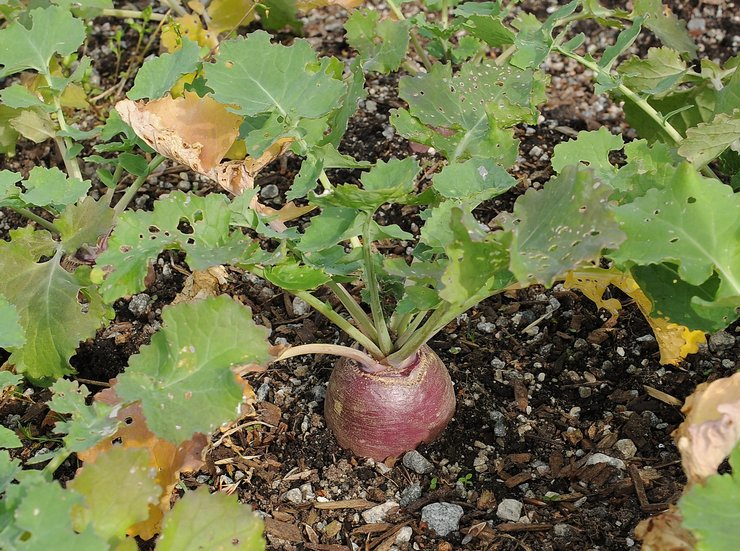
left=264, top=260, right=332, bottom=291
left=256, top=0, right=302, bottom=32
left=10, top=109, right=55, bottom=143
left=611, top=163, right=740, bottom=308
left=393, top=61, right=545, bottom=163
left=128, top=38, right=202, bottom=100
left=0, top=450, right=22, bottom=493
left=297, top=206, right=363, bottom=253
left=156, top=487, right=265, bottom=551
left=507, top=166, right=625, bottom=286
left=0, top=6, right=86, bottom=77
left=12, top=480, right=107, bottom=550
left=0, top=296, right=24, bottom=349
left=510, top=0, right=579, bottom=69
left=617, top=47, right=688, bottom=96
left=0, top=426, right=21, bottom=449
left=57, top=196, right=116, bottom=254
left=116, top=296, right=270, bottom=444
left=205, top=30, right=345, bottom=120
left=432, top=158, right=517, bottom=201
left=0, top=84, right=55, bottom=111
left=48, top=379, right=119, bottom=453
left=678, top=110, right=740, bottom=167
left=680, top=444, right=740, bottom=551
left=345, top=10, right=410, bottom=74
left=98, top=192, right=256, bottom=302
left=633, top=0, right=697, bottom=57
left=0, top=170, right=23, bottom=209
left=716, top=67, right=740, bottom=116
left=21, top=166, right=90, bottom=211
left=454, top=2, right=515, bottom=48
left=0, top=228, right=112, bottom=383
left=69, top=447, right=161, bottom=543
left=551, top=127, right=624, bottom=180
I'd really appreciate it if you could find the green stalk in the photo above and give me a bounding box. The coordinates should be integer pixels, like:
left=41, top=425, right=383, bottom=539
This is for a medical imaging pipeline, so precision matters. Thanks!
left=389, top=310, right=413, bottom=335
left=113, top=154, right=166, bottom=215
left=318, top=170, right=335, bottom=193
left=100, top=8, right=167, bottom=20
left=386, top=306, right=450, bottom=364
left=272, top=343, right=383, bottom=372
left=326, top=281, right=378, bottom=342
left=12, top=208, right=60, bottom=235
left=42, top=450, right=72, bottom=479
left=386, top=0, right=434, bottom=71
left=49, top=95, right=83, bottom=181
left=362, top=218, right=393, bottom=355
left=393, top=309, right=428, bottom=349
left=293, top=290, right=385, bottom=359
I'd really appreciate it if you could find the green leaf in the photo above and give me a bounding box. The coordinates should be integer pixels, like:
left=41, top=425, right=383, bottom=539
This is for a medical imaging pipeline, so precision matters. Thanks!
left=256, top=0, right=302, bottom=32
left=297, top=206, right=363, bottom=253
left=57, top=196, right=115, bottom=254
left=680, top=444, right=740, bottom=551
left=551, top=127, right=624, bottom=180
left=716, top=66, right=740, bottom=116
left=0, top=372, right=22, bottom=390
left=392, top=61, right=545, bottom=163
left=0, top=170, right=23, bottom=209
left=633, top=0, right=697, bottom=57
left=320, top=58, right=367, bottom=149
left=0, top=84, right=54, bottom=111
left=0, top=426, right=21, bottom=449
left=510, top=1, right=579, bottom=69
left=611, top=163, right=740, bottom=307
left=115, top=296, right=270, bottom=444
left=264, top=260, right=331, bottom=291
left=10, top=109, right=55, bottom=143
left=345, top=10, right=410, bottom=74
left=156, top=487, right=265, bottom=551
left=205, top=31, right=345, bottom=120
left=48, top=379, right=119, bottom=453
left=608, top=139, right=681, bottom=201
left=617, top=47, right=688, bottom=96
left=420, top=200, right=481, bottom=251
left=13, top=481, right=107, bottom=550
left=432, top=158, right=517, bottom=201
left=454, top=3, right=515, bottom=48
left=98, top=192, right=256, bottom=302
left=0, top=450, right=21, bottom=493
left=598, top=17, right=644, bottom=72
left=507, top=166, right=625, bottom=286
left=69, top=447, right=161, bottom=543
left=0, top=229, right=112, bottom=383
left=0, top=296, right=25, bottom=349
left=678, top=110, right=740, bottom=166
left=0, top=6, right=86, bottom=77
left=128, top=38, right=202, bottom=100
left=0, top=105, right=20, bottom=154
left=21, top=167, right=90, bottom=211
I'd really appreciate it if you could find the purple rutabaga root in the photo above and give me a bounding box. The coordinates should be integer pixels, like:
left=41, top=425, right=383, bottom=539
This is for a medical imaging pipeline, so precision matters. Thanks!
left=324, top=345, right=456, bottom=460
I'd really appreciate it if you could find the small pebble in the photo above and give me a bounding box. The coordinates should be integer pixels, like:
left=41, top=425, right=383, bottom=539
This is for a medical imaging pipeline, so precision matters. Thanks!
left=260, top=184, right=280, bottom=199
left=614, top=439, right=637, bottom=458
left=395, top=526, right=413, bottom=544
left=283, top=488, right=303, bottom=504
left=496, top=499, right=523, bottom=522
left=400, top=482, right=422, bottom=507
left=586, top=453, right=625, bottom=470
left=128, top=293, right=150, bottom=317
left=709, top=331, right=735, bottom=351
left=403, top=450, right=434, bottom=474
left=365, top=99, right=377, bottom=113
left=554, top=523, right=571, bottom=537
left=362, top=501, right=398, bottom=523
left=421, top=502, right=464, bottom=536
left=292, top=297, right=311, bottom=316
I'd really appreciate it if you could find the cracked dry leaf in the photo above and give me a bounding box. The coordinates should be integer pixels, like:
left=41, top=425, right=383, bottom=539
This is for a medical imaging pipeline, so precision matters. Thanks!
left=564, top=269, right=706, bottom=365
left=78, top=386, right=208, bottom=541
left=674, top=371, right=740, bottom=484
left=172, top=266, right=229, bottom=305
left=635, top=506, right=695, bottom=551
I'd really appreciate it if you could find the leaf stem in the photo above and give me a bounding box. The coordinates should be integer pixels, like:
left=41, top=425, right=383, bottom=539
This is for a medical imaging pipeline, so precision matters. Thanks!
left=50, top=96, right=83, bottom=181
left=318, top=169, right=335, bottom=193
left=386, top=306, right=449, bottom=364
left=385, top=0, right=434, bottom=71
left=12, top=208, right=60, bottom=235
left=113, top=154, right=166, bottom=214
left=100, top=8, right=167, bottom=20
left=393, top=309, right=428, bottom=348
left=362, top=218, right=393, bottom=355
left=326, top=281, right=378, bottom=342
left=42, top=450, right=71, bottom=479
left=272, top=343, right=386, bottom=373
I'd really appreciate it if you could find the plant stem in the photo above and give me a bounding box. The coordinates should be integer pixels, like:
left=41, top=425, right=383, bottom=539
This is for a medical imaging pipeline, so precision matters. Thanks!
left=272, top=343, right=386, bottom=373
left=495, top=44, right=516, bottom=66
left=100, top=8, right=167, bottom=20
left=386, top=0, right=434, bottom=71
left=50, top=96, right=83, bottom=181
left=42, top=450, right=72, bottom=479
left=393, top=309, right=428, bottom=348
left=113, top=154, right=166, bottom=215
left=318, top=170, right=335, bottom=193
left=362, top=219, right=393, bottom=355
left=386, top=306, right=449, bottom=364
left=326, top=281, right=378, bottom=342
left=293, top=290, right=386, bottom=359
left=160, top=0, right=187, bottom=17
left=12, top=208, right=60, bottom=235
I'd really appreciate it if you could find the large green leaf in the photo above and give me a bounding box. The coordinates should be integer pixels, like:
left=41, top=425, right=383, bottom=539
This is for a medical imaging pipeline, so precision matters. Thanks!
left=392, top=61, right=545, bottom=163
left=115, top=296, right=271, bottom=445
left=69, top=447, right=161, bottom=543
left=617, top=47, right=689, bottom=96
left=0, top=6, right=86, bottom=77
left=156, top=487, right=264, bottom=551
left=205, top=31, right=345, bottom=120
left=432, top=158, right=517, bottom=201
left=551, top=127, right=624, bottom=180
left=128, top=38, right=202, bottom=100
left=21, top=167, right=90, bottom=211
left=0, top=297, right=24, bottom=349
left=509, top=1, right=579, bottom=69
left=680, top=444, right=740, bottom=551
left=57, top=196, right=115, bottom=254
left=610, top=163, right=740, bottom=309
left=607, top=139, right=681, bottom=201
left=633, top=0, right=697, bottom=57
left=678, top=110, right=740, bottom=166
left=507, top=166, right=625, bottom=286
left=345, top=10, right=410, bottom=74
left=296, top=206, right=363, bottom=253
left=0, top=228, right=112, bottom=383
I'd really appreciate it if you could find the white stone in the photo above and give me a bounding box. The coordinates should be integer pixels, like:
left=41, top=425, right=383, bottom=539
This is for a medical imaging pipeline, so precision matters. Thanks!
left=421, top=503, right=464, bottom=536
left=614, top=438, right=637, bottom=458
left=292, top=297, right=311, bottom=316
left=395, top=526, right=413, bottom=544
left=362, top=501, right=398, bottom=523
left=586, top=453, right=626, bottom=470
left=283, top=488, right=303, bottom=504
left=496, top=499, right=523, bottom=522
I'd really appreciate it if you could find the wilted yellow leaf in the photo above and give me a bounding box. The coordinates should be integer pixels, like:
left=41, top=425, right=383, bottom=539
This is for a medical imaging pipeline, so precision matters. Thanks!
left=564, top=269, right=706, bottom=365
left=172, top=266, right=230, bottom=304
left=635, top=506, right=696, bottom=551
left=296, top=0, right=363, bottom=10
left=161, top=14, right=218, bottom=52
left=207, top=0, right=257, bottom=34
left=674, top=372, right=740, bottom=484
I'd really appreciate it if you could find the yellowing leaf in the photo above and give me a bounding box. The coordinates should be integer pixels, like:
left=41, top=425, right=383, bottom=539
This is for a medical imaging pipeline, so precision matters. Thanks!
left=564, top=269, right=706, bottom=365
left=207, top=0, right=257, bottom=35
left=674, top=372, right=740, bottom=484
left=296, top=0, right=363, bottom=11
left=161, top=14, right=218, bottom=52
left=60, top=83, right=89, bottom=109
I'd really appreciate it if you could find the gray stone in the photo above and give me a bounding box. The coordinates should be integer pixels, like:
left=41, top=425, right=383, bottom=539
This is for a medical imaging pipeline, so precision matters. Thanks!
left=399, top=482, right=422, bottom=507
left=554, top=523, right=571, bottom=537
left=283, top=488, right=303, bottom=504
left=365, top=99, right=377, bottom=113
left=395, top=526, right=413, bottom=544
left=128, top=293, right=150, bottom=317
left=260, top=184, right=280, bottom=199
left=476, top=321, right=496, bottom=334
left=489, top=410, right=507, bottom=437
left=586, top=453, right=625, bottom=470
left=709, top=331, right=735, bottom=351
left=614, top=438, right=637, bottom=459
left=362, top=501, right=398, bottom=523
left=421, top=503, right=464, bottom=536
left=292, top=297, right=311, bottom=316
left=403, top=450, right=434, bottom=474
left=496, top=499, right=523, bottom=521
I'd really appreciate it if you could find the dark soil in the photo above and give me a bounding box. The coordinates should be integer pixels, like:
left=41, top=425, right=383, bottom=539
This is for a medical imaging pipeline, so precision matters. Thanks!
left=1, top=1, right=738, bottom=550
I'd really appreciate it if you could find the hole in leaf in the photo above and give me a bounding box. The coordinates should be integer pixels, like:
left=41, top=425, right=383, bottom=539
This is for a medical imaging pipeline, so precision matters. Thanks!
left=687, top=196, right=696, bottom=204
left=669, top=237, right=679, bottom=243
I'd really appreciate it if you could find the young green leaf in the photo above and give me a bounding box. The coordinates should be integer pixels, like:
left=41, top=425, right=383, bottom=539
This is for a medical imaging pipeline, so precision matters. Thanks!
left=551, top=127, right=624, bottom=180
left=296, top=206, right=363, bottom=253
left=0, top=6, right=86, bottom=77
left=115, top=296, right=271, bottom=444
left=264, top=260, right=332, bottom=291
left=0, top=426, right=21, bottom=449
left=128, top=38, right=202, bottom=100
left=48, top=379, right=119, bottom=453
left=0, top=228, right=112, bottom=383
left=21, top=167, right=90, bottom=211
left=633, top=0, right=697, bottom=57
left=506, top=166, right=625, bottom=286
left=680, top=444, right=740, bottom=551
left=0, top=84, right=56, bottom=111
left=678, top=110, right=740, bottom=167
left=156, top=487, right=265, bottom=551
left=57, top=196, right=115, bottom=254
left=69, top=447, right=161, bottom=543
left=432, top=158, right=517, bottom=201
left=617, top=47, right=689, bottom=96
left=509, top=1, right=579, bottom=69
left=345, top=10, right=410, bottom=74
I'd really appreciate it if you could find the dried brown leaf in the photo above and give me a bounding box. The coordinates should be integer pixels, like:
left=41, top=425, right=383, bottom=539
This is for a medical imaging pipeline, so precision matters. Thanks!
left=172, top=266, right=229, bottom=304
left=635, top=506, right=695, bottom=551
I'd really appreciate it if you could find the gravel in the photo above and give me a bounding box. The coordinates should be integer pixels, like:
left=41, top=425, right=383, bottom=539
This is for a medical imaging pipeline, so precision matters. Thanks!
left=496, top=499, right=524, bottom=522
left=399, top=482, right=423, bottom=507
left=402, top=450, right=434, bottom=474
left=361, top=501, right=398, bottom=523
left=421, top=502, right=464, bottom=536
